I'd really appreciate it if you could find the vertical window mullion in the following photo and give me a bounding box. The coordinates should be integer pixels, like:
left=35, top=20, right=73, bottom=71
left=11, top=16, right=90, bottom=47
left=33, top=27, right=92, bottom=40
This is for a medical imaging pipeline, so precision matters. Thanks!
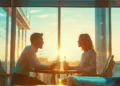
left=58, top=0, right=61, bottom=51
left=10, top=1, right=16, bottom=73
left=5, top=8, right=9, bottom=72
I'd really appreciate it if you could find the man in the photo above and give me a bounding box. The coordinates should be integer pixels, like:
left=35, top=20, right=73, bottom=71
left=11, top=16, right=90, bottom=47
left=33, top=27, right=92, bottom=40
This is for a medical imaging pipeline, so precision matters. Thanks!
left=11, top=33, right=58, bottom=85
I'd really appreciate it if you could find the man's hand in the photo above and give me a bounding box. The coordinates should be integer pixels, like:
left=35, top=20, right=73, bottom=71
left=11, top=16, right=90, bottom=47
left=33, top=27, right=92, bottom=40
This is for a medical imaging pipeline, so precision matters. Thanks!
left=50, top=61, right=59, bottom=70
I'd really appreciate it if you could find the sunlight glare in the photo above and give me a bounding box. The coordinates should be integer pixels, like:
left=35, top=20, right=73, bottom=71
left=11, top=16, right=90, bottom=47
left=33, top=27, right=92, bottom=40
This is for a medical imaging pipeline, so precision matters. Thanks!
left=58, top=48, right=66, bottom=61
left=58, top=78, right=63, bottom=85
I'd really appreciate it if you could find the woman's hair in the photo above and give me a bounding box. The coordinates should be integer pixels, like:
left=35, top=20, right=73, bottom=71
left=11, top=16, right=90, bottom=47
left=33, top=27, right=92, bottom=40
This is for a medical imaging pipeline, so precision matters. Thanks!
left=79, top=33, right=95, bottom=52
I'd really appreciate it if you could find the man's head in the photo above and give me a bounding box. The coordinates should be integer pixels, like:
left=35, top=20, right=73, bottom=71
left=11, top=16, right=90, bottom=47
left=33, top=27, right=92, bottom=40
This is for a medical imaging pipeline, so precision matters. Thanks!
left=30, top=33, right=44, bottom=49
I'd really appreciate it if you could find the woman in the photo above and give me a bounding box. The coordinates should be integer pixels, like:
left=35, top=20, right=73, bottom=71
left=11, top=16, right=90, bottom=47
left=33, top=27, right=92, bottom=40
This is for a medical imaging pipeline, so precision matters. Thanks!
left=67, top=33, right=97, bottom=86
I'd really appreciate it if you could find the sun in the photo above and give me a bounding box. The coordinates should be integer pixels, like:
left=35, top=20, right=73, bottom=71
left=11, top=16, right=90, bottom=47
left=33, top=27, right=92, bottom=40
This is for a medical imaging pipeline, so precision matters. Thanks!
left=57, top=48, right=66, bottom=61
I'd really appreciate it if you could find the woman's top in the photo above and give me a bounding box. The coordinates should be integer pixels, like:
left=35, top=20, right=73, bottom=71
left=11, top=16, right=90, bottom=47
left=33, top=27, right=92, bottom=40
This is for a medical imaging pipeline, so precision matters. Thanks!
left=74, top=49, right=96, bottom=75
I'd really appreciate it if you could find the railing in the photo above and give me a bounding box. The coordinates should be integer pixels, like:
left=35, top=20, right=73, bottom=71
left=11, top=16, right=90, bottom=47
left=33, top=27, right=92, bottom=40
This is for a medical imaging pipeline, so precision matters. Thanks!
left=17, top=7, right=30, bottom=25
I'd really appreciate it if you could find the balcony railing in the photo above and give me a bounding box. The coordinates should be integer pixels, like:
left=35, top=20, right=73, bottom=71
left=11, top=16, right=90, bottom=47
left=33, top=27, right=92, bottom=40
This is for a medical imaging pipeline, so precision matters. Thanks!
left=18, top=7, right=30, bottom=25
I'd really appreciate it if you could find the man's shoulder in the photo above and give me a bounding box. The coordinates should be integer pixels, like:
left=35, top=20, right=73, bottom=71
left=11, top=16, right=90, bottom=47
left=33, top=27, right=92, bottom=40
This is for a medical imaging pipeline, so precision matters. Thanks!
left=25, top=45, right=32, bottom=48
left=24, top=45, right=33, bottom=51
left=24, top=45, right=30, bottom=49
left=23, top=45, right=36, bottom=54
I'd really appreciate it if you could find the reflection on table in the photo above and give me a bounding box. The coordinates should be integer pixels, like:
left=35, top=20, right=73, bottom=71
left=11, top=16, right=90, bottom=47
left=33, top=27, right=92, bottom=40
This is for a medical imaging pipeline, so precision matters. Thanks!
left=32, top=70, right=77, bottom=84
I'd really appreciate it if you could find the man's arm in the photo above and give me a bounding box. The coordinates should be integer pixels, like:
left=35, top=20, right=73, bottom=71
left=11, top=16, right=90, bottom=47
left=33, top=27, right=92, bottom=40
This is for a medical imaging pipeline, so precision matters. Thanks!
left=27, top=49, right=51, bottom=70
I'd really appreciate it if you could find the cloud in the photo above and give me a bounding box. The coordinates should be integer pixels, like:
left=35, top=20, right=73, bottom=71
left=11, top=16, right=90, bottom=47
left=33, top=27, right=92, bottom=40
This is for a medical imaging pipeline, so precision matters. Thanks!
left=36, top=13, right=57, bottom=19
left=0, top=24, right=5, bottom=28
left=30, top=10, right=42, bottom=13
left=49, top=14, right=57, bottom=19
left=49, top=22, right=57, bottom=26
left=37, top=14, right=49, bottom=18
left=0, top=13, right=5, bottom=16
left=61, top=19, right=76, bottom=24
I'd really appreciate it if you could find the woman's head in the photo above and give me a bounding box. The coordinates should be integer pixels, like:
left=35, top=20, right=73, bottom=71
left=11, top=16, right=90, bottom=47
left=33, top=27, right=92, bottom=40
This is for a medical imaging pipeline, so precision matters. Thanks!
left=78, top=33, right=94, bottom=51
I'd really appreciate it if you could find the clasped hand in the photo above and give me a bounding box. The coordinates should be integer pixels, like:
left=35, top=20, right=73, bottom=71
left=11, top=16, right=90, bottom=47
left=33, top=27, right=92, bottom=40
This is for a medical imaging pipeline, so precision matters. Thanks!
left=50, top=60, right=59, bottom=70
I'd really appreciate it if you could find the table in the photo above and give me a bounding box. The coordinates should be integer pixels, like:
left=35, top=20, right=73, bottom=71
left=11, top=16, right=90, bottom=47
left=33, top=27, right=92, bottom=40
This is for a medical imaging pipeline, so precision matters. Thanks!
left=34, top=70, right=77, bottom=74
left=32, top=70, right=77, bottom=84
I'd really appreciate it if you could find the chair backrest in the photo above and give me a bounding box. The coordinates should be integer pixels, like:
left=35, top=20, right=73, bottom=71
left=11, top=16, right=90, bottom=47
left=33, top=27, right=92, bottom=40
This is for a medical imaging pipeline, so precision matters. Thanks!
left=101, top=55, right=115, bottom=76
left=0, top=60, right=7, bottom=86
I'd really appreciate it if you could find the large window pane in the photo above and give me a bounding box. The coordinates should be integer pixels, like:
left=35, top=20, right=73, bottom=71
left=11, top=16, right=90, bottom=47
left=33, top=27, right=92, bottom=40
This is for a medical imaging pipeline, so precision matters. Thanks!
left=112, top=8, right=120, bottom=77
left=112, top=8, right=120, bottom=61
left=0, top=8, right=7, bottom=71
left=29, top=7, right=58, bottom=61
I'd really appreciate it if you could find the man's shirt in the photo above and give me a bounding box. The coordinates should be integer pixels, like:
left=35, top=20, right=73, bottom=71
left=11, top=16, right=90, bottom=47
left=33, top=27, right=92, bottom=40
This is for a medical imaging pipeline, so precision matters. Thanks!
left=13, top=45, right=51, bottom=76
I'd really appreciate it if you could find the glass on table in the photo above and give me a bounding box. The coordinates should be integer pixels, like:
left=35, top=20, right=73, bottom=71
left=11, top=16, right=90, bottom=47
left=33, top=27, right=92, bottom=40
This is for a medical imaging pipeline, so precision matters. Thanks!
left=63, top=56, right=69, bottom=71
left=52, top=56, right=60, bottom=70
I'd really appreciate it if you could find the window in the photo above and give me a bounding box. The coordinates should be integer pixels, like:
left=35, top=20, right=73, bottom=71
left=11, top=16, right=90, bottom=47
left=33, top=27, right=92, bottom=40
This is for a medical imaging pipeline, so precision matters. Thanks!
left=0, top=8, right=7, bottom=71
left=112, top=8, right=120, bottom=61
left=29, top=7, right=58, bottom=61
left=112, top=8, right=120, bottom=77
left=61, top=8, right=95, bottom=62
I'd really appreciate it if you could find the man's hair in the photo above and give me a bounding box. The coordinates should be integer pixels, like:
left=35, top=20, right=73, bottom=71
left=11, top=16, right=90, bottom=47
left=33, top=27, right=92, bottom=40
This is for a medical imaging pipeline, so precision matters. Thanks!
left=30, top=33, right=43, bottom=44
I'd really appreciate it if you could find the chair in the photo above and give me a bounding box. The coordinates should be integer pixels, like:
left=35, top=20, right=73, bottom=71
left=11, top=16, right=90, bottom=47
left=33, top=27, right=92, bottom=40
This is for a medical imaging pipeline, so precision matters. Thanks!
left=69, top=55, right=117, bottom=86
left=0, top=60, right=12, bottom=86
left=78, top=55, right=115, bottom=77
left=100, top=55, right=115, bottom=77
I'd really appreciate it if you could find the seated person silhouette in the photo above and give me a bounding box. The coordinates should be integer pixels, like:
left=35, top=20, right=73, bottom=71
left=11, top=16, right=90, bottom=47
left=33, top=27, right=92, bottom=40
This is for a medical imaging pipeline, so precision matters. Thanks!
left=11, top=33, right=59, bottom=85
left=62, top=33, right=97, bottom=85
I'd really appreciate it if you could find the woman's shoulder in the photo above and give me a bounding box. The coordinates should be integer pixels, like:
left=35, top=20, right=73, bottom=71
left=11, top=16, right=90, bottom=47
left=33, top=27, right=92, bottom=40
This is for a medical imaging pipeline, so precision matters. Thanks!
left=87, top=49, right=96, bottom=55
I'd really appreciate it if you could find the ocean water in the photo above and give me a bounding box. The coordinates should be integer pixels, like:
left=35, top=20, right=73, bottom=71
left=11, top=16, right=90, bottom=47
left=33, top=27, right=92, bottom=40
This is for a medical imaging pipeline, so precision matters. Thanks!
left=112, top=65, right=120, bottom=77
